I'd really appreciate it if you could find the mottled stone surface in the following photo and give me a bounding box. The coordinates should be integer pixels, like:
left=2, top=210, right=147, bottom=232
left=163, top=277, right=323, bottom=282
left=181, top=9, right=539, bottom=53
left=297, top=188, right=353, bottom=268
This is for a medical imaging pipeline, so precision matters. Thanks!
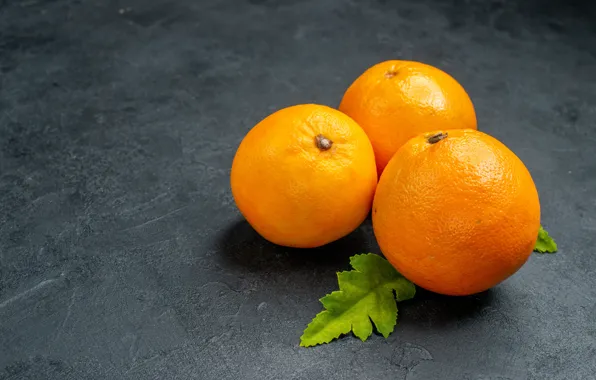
left=1, top=0, right=595, bottom=379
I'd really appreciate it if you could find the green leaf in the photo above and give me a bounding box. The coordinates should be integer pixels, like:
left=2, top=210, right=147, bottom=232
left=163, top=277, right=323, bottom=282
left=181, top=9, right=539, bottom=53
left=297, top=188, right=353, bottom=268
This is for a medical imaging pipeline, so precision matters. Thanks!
left=300, top=253, right=415, bottom=347
left=534, top=226, right=557, bottom=253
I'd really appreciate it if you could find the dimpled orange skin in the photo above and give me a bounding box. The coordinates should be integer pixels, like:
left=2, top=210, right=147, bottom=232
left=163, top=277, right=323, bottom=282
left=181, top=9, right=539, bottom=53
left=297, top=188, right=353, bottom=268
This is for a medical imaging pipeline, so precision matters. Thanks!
left=339, top=60, right=477, bottom=175
left=231, top=104, right=378, bottom=248
left=372, top=130, right=541, bottom=296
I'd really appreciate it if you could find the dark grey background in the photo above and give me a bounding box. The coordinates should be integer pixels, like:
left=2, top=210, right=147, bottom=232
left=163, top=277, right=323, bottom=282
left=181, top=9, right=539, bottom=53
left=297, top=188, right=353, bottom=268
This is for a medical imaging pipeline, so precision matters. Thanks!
left=1, top=0, right=595, bottom=379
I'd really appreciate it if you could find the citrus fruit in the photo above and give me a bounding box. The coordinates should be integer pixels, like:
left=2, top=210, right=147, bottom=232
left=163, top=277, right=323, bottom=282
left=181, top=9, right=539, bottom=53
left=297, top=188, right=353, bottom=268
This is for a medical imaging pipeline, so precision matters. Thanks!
left=230, top=104, right=377, bottom=248
left=339, top=60, right=477, bottom=175
left=372, top=129, right=540, bottom=296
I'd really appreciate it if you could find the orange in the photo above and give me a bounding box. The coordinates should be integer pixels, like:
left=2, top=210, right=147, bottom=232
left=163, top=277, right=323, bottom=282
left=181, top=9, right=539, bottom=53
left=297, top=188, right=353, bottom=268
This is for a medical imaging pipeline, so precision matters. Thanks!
left=230, top=104, right=377, bottom=248
left=339, top=60, right=477, bottom=175
left=372, top=130, right=540, bottom=296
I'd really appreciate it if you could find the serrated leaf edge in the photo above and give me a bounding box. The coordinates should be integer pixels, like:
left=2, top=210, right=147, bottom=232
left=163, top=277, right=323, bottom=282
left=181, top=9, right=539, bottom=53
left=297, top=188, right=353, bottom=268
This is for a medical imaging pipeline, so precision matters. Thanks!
left=300, top=253, right=415, bottom=347
left=534, top=226, right=558, bottom=254
left=299, top=310, right=345, bottom=347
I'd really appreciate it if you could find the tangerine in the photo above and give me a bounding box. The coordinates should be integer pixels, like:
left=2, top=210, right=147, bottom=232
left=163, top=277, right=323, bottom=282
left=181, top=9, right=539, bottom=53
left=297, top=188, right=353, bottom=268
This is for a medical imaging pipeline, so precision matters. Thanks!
left=372, top=129, right=540, bottom=296
left=339, top=60, right=477, bottom=175
left=231, top=104, right=377, bottom=248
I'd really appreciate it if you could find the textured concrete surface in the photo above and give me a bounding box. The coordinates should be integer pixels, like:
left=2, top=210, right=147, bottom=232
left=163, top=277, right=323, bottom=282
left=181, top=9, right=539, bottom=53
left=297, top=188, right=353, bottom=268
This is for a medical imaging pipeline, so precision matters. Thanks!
left=1, top=0, right=595, bottom=379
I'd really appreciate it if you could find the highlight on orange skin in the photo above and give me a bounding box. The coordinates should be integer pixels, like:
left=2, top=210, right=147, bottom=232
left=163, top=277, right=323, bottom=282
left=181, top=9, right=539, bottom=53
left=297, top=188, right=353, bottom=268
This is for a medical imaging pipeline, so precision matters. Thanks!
left=231, top=104, right=378, bottom=248
left=372, top=129, right=540, bottom=296
left=339, top=60, right=477, bottom=175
